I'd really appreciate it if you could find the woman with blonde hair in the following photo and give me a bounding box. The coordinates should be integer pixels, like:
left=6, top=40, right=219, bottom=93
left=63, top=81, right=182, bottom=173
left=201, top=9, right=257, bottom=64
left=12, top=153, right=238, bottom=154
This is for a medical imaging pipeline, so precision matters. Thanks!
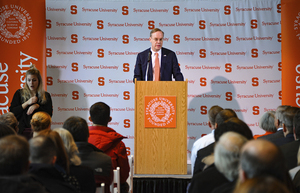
left=10, top=65, right=52, bottom=139
left=53, top=128, right=96, bottom=193
left=31, top=111, right=51, bottom=137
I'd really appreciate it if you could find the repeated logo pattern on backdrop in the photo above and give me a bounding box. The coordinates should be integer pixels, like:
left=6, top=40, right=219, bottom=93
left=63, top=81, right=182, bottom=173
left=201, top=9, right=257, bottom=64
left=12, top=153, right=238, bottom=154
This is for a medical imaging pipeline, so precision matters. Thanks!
left=46, top=0, right=281, bottom=161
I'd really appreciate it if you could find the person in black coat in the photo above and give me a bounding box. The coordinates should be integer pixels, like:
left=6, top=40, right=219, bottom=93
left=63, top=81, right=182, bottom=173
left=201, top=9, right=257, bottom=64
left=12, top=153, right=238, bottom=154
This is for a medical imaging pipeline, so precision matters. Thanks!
left=9, top=65, right=52, bottom=139
left=0, top=135, right=47, bottom=193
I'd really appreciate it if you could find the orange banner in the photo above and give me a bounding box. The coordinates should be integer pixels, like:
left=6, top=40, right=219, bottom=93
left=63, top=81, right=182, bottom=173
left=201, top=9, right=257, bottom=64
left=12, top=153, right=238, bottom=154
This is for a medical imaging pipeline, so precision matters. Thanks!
left=282, top=0, right=300, bottom=106
left=0, top=0, right=46, bottom=114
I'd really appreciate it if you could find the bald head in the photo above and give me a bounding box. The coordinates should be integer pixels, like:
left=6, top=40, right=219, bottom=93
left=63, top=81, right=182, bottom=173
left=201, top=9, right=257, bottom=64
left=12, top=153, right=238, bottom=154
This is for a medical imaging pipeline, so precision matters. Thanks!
left=239, top=139, right=286, bottom=183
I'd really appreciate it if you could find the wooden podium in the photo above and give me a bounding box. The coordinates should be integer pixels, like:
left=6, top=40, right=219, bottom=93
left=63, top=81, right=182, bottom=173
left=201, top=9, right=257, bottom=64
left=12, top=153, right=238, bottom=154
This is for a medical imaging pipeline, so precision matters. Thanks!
left=134, top=81, right=187, bottom=175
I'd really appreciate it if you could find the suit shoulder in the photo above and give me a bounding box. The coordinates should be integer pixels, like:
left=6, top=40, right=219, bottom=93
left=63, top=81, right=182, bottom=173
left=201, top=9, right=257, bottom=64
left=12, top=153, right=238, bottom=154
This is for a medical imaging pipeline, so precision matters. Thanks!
left=138, top=48, right=150, bottom=55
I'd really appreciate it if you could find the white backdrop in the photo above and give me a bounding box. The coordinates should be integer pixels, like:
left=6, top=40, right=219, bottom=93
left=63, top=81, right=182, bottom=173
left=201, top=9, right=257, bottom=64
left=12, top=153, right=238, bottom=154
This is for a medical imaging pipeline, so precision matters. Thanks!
left=46, top=0, right=281, bottom=163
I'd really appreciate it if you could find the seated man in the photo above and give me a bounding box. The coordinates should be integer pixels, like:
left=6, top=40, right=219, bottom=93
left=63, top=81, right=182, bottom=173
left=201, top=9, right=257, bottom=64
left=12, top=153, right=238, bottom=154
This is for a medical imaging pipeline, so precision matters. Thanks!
left=0, top=135, right=46, bottom=193
left=190, top=105, right=223, bottom=174
left=29, top=135, right=78, bottom=193
left=88, top=102, right=130, bottom=193
left=63, top=116, right=113, bottom=193
left=238, top=139, right=297, bottom=192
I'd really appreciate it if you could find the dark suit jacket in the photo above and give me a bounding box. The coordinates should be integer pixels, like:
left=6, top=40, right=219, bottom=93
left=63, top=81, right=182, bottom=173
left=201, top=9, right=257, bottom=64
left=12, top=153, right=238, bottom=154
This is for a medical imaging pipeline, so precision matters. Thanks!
left=188, top=164, right=229, bottom=193
left=274, top=133, right=295, bottom=147
left=280, top=140, right=300, bottom=170
left=193, top=142, right=215, bottom=175
left=258, top=129, right=284, bottom=143
left=133, top=47, right=184, bottom=81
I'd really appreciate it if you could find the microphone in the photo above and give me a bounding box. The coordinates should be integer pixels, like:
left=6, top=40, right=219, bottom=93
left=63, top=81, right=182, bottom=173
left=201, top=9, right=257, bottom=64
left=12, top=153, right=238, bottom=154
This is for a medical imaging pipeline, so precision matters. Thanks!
left=145, top=51, right=152, bottom=81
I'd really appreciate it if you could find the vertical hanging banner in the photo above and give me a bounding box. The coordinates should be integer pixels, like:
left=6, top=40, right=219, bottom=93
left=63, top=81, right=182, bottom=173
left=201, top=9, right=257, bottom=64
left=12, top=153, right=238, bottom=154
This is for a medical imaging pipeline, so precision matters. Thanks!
left=0, top=0, right=46, bottom=115
left=282, top=0, right=300, bottom=106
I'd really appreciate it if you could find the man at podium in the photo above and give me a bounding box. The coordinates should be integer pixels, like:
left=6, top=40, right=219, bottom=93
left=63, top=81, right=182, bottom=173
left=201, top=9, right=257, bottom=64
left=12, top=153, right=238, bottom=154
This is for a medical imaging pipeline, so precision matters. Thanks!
left=133, top=28, right=184, bottom=81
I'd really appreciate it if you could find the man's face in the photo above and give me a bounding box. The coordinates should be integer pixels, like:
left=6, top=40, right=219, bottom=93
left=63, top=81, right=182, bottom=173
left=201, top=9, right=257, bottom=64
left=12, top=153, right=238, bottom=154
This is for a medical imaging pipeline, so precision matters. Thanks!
left=149, top=31, right=163, bottom=52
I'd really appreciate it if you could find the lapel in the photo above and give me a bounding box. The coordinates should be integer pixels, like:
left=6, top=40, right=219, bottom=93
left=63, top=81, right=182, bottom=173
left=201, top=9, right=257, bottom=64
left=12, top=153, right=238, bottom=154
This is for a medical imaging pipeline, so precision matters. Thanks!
left=160, top=48, right=166, bottom=77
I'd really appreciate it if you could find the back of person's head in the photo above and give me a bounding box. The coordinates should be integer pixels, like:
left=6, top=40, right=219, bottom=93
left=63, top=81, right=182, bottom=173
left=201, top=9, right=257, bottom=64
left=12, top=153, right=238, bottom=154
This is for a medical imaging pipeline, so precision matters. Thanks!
left=214, top=132, right=248, bottom=181
left=208, top=105, right=223, bottom=127
left=214, top=117, right=253, bottom=142
left=294, top=110, right=300, bottom=140
left=240, top=139, right=287, bottom=184
left=215, top=108, right=237, bottom=127
left=53, top=128, right=81, bottom=166
left=30, top=111, right=51, bottom=133
left=233, top=175, right=290, bottom=193
left=29, top=135, right=57, bottom=165
left=0, top=135, right=29, bottom=175
left=0, top=122, right=16, bottom=139
left=89, top=102, right=110, bottom=126
left=37, top=129, right=70, bottom=173
left=275, top=105, right=290, bottom=128
left=63, top=116, right=89, bottom=142
left=0, top=112, right=19, bottom=133
left=282, top=106, right=300, bottom=134
left=259, top=111, right=277, bottom=132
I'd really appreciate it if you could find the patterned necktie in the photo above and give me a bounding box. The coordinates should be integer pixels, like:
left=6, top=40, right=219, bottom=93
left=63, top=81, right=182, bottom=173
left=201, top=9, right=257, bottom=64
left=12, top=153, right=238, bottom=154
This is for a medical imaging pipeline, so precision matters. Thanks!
left=154, top=53, right=160, bottom=81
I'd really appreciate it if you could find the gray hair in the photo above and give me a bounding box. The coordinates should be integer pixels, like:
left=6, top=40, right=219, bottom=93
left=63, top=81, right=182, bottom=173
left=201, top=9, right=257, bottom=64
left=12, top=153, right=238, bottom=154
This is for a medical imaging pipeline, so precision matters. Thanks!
left=259, top=111, right=277, bottom=132
left=214, top=132, right=248, bottom=181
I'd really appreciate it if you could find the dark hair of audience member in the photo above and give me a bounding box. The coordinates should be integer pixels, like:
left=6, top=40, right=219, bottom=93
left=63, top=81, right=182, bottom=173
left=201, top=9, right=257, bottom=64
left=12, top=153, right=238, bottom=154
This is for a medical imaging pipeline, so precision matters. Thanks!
left=215, top=108, right=238, bottom=126
left=0, top=135, right=29, bottom=175
left=233, top=175, right=290, bottom=193
left=208, top=105, right=223, bottom=126
left=29, top=135, right=57, bottom=165
left=63, top=116, right=89, bottom=142
left=38, top=129, right=70, bottom=174
left=0, top=122, right=16, bottom=139
left=89, top=102, right=110, bottom=125
left=0, top=112, right=19, bottom=133
left=214, top=117, right=253, bottom=142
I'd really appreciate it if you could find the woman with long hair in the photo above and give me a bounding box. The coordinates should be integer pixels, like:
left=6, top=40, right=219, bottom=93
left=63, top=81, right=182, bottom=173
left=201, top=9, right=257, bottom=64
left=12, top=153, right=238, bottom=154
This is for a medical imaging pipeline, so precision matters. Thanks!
left=9, top=65, right=52, bottom=139
left=53, top=128, right=96, bottom=193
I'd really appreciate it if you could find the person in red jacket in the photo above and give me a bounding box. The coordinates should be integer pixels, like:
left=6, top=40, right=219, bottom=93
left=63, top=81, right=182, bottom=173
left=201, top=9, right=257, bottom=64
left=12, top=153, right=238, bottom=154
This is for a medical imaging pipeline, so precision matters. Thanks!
left=88, top=102, right=130, bottom=193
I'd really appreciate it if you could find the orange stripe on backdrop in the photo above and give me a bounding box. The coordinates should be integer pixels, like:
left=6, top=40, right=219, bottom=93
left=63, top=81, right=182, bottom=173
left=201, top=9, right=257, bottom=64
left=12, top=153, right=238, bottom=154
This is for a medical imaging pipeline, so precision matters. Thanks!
left=0, top=0, right=46, bottom=115
left=282, top=0, right=300, bottom=107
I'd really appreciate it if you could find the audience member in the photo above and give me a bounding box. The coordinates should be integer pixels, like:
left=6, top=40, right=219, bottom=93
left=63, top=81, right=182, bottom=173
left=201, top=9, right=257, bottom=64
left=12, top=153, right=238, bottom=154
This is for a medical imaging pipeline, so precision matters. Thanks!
left=238, top=139, right=296, bottom=193
left=188, top=118, right=253, bottom=193
left=253, top=111, right=277, bottom=139
left=30, top=111, right=51, bottom=137
left=211, top=132, right=248, bottom=193
left=233, top=176, right=290, bottom=193
left=36, top=129, right=71, bottom=176
left=88, top=102, right=130, bottom=193
left=193, top=109, right=238, bottom=174
left=63, top=116, right=113, bottom=193
left=9, top=65, right=53, bottom=139
left=281, top=109, right=300, bottom=171
left=0, top=135, right=47, bottom=193
left=54, top=128, right=96, bottom=193
left=273, top=106, right=299, bottom=146
left=0, top=122, right=16, bottom=139
left=190, top=105, right=223, bottom=174
left=0, top=112, right=19, bottom=133
left=259, top=105, right=289, bottom=142
left=29, top=135, right=78, bottom=193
